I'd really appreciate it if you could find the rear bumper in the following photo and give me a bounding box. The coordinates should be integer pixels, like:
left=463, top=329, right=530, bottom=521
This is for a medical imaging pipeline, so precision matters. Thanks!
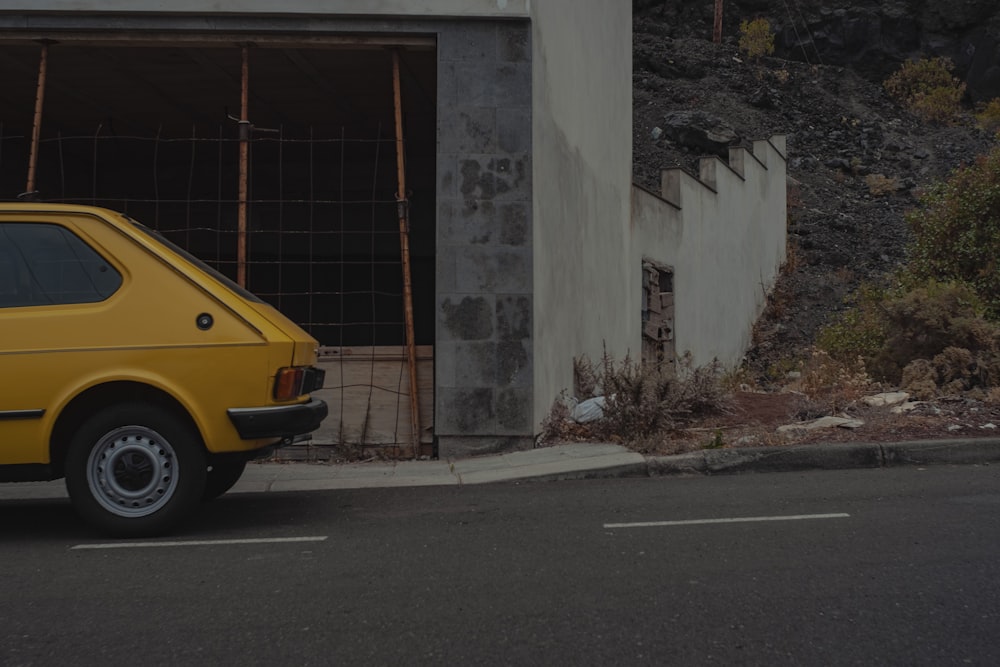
left=227, top=398, right=328, bottom=440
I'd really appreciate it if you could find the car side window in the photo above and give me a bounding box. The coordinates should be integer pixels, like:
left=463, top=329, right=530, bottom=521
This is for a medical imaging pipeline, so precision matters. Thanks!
left=0, top=223, right=123, bottom=308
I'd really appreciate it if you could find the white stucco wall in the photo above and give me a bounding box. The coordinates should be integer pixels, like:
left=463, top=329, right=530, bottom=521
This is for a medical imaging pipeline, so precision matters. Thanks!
left=0, top=0, right=529, bottom=18
left=631, top=137, right=788, bottom=369
left=529, top=0, right=633, bottom=428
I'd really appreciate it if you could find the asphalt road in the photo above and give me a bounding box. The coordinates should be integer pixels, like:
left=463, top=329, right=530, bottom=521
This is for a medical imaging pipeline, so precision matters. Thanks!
left=2, top=466, right=999, bottom=666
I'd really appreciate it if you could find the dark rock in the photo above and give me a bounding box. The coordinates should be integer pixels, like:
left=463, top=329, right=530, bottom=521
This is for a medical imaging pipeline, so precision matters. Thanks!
left=749, top=86, right=779, bottom=109
left=660, top=110, right=739, bottom=156
left=767, top=0, right=1000, bottom=101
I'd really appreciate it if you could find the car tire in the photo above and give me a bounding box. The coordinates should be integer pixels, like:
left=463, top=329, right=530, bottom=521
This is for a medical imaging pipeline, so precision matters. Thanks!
left=203, top=458, right=247, bottom=501
left=64, top=403, right=207, bottom=537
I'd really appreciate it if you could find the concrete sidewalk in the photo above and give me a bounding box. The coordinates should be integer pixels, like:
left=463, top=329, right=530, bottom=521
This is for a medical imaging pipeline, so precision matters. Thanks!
left=235, top=442, right=646, bottom=492
left=0, top=442, right=646, bottom=500
left=2, top=439, right=999, bottom=501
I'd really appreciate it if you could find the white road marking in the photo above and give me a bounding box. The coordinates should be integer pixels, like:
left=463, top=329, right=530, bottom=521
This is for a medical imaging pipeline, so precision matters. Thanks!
left=604, top=513, right=850, bottom=529
left=71, top=536, right=328, bottom=550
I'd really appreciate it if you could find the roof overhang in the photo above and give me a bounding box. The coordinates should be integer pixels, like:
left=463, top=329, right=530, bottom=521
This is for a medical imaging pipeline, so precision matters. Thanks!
left=0, top=0, right=530, bottom=20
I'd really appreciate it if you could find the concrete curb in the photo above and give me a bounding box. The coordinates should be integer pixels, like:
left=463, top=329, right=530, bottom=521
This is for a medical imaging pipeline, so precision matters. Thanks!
left=3, top=439, right=998, bottom=502
left=646, top=438, right=1000, bottom=476
left=881, top=438, right=1000, bottom=466
left=510, top=461, right=651, bottom=484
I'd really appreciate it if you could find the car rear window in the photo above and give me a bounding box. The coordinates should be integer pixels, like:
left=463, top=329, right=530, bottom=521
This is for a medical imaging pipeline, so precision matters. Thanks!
left=126, top=219, right=264, bottom=304
left=0, top=223, right=123, bottom=307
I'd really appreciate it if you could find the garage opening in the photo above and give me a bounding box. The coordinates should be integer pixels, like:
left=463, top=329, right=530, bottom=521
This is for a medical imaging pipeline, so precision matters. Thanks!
left=0, top=37, right=437, bottom=456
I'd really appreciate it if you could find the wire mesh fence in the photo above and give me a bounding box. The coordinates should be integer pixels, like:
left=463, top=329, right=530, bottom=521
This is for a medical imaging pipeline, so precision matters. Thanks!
left=4, top=124, right=416, bottom=347
left=0, top=123, right=433, bottom=454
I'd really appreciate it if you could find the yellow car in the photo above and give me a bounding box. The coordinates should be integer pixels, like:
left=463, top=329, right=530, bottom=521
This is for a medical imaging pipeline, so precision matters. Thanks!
left=0, top=203, right=327, bottom=536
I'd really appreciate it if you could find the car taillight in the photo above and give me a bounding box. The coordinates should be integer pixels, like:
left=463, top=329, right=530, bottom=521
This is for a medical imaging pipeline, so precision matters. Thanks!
left=273, top=366, right=325, bottom=401
left=273, top=367, right=305, bottom=401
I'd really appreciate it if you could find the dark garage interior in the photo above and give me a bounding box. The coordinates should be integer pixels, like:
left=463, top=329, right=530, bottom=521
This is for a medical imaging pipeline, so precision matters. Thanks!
left=0, top=36, right=438, bottom=349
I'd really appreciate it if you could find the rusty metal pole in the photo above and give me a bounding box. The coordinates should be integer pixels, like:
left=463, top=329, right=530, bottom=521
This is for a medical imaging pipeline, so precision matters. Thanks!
left=391, top=50, right=421, bottom=457
left=713, top=0, right=723, bottom=44
left=237, top=45, right=250, bottom=287
left=25, top=41, right=50, bottom=196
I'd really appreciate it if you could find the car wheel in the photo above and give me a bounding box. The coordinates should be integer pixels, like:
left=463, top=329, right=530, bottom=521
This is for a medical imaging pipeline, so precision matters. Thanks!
left=203, top=458, right=247, bottom=501
left=65, top=403, right=207, bottom=537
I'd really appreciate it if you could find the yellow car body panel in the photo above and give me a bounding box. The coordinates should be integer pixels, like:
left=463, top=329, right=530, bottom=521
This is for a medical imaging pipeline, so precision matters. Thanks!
left=0, top=204, right=326, bottom=472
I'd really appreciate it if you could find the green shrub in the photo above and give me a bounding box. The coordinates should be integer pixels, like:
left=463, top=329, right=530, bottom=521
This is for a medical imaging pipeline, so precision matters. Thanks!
left=884, top=57, right=966, bottom=123
left=870, top=280, right=992, bottom=383
left=738, top=18, right=775, bottom=60
left=817, top=140, right=1000, bottom=393
left=905, top=144, right=1000, bottom=317
left=816, top=283, right=889, bottom=362
left=819, top=278, right=1000, bottom=390
left=975, top=98, right=1000, bottom=132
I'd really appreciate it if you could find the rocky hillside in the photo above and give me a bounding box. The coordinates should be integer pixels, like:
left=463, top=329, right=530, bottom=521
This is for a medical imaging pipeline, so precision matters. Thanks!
left=632, top=0, right=999, bottom=383
left=637, top=0, right=1000, bottom=101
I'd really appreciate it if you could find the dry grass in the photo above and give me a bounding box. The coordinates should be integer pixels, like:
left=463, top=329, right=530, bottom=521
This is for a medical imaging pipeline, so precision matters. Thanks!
left=865, top=173, right=901, bottom=196
left=786, top=179, right=804, bottom=212
left=789, top=348, right=876, bottom=414
left=987, top=387, right=1000, bottom=404
left=834, top=266, right=855, bottom=284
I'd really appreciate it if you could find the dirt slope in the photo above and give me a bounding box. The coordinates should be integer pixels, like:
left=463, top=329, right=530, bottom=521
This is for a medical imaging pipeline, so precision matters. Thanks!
left=632, top=9, right=995, bottom=382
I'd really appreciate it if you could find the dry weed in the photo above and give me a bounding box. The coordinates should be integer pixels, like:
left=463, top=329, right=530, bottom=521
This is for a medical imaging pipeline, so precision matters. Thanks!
left=541, top=351, right=732, bottom=450
left=573, top=356, right=599, bottom=398
left=797, top=347, right=874, bottom=412
left=865, top=173, right=901, bottom=196
left=834, top=266, right=855, bottom=284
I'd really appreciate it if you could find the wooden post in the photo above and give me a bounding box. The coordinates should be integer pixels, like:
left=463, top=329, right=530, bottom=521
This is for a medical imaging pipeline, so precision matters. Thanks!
left=25, top=42, right=50, bottom=196
left=391, top=50, right=422, bottom=457
left=713, top=0, right=723, bottom=44
left=237, top=45, right=250, bottom=287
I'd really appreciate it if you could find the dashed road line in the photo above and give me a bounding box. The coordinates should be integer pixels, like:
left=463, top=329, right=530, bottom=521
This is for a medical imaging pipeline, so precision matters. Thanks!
left=71, top=536, right=328, bottom=550
left=604, top=513, right=850, bottom=529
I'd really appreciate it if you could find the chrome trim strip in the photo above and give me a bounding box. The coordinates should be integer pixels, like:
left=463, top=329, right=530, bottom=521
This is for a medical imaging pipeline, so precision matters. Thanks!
left=0, top=409, right=45, bottom=421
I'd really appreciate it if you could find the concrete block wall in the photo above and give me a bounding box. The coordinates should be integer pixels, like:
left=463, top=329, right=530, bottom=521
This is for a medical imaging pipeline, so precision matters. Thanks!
left=435, top=21, right=534, bottom=458
left=631, top=136, right=787, bottom=369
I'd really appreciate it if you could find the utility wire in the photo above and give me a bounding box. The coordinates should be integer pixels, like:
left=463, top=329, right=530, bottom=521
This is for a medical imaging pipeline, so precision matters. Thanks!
left=780, top=0, right=814, bottom=65
left=791, top=0, right=824, bottom=65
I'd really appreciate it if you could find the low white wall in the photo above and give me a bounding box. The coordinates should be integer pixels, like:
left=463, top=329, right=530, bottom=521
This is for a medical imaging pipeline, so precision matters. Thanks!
left=631, top=137, right=787, bottom=369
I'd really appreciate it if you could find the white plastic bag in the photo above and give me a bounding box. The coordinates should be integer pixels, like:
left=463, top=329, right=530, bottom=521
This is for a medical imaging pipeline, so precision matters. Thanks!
left=571, top=396, right=606, bottom=423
